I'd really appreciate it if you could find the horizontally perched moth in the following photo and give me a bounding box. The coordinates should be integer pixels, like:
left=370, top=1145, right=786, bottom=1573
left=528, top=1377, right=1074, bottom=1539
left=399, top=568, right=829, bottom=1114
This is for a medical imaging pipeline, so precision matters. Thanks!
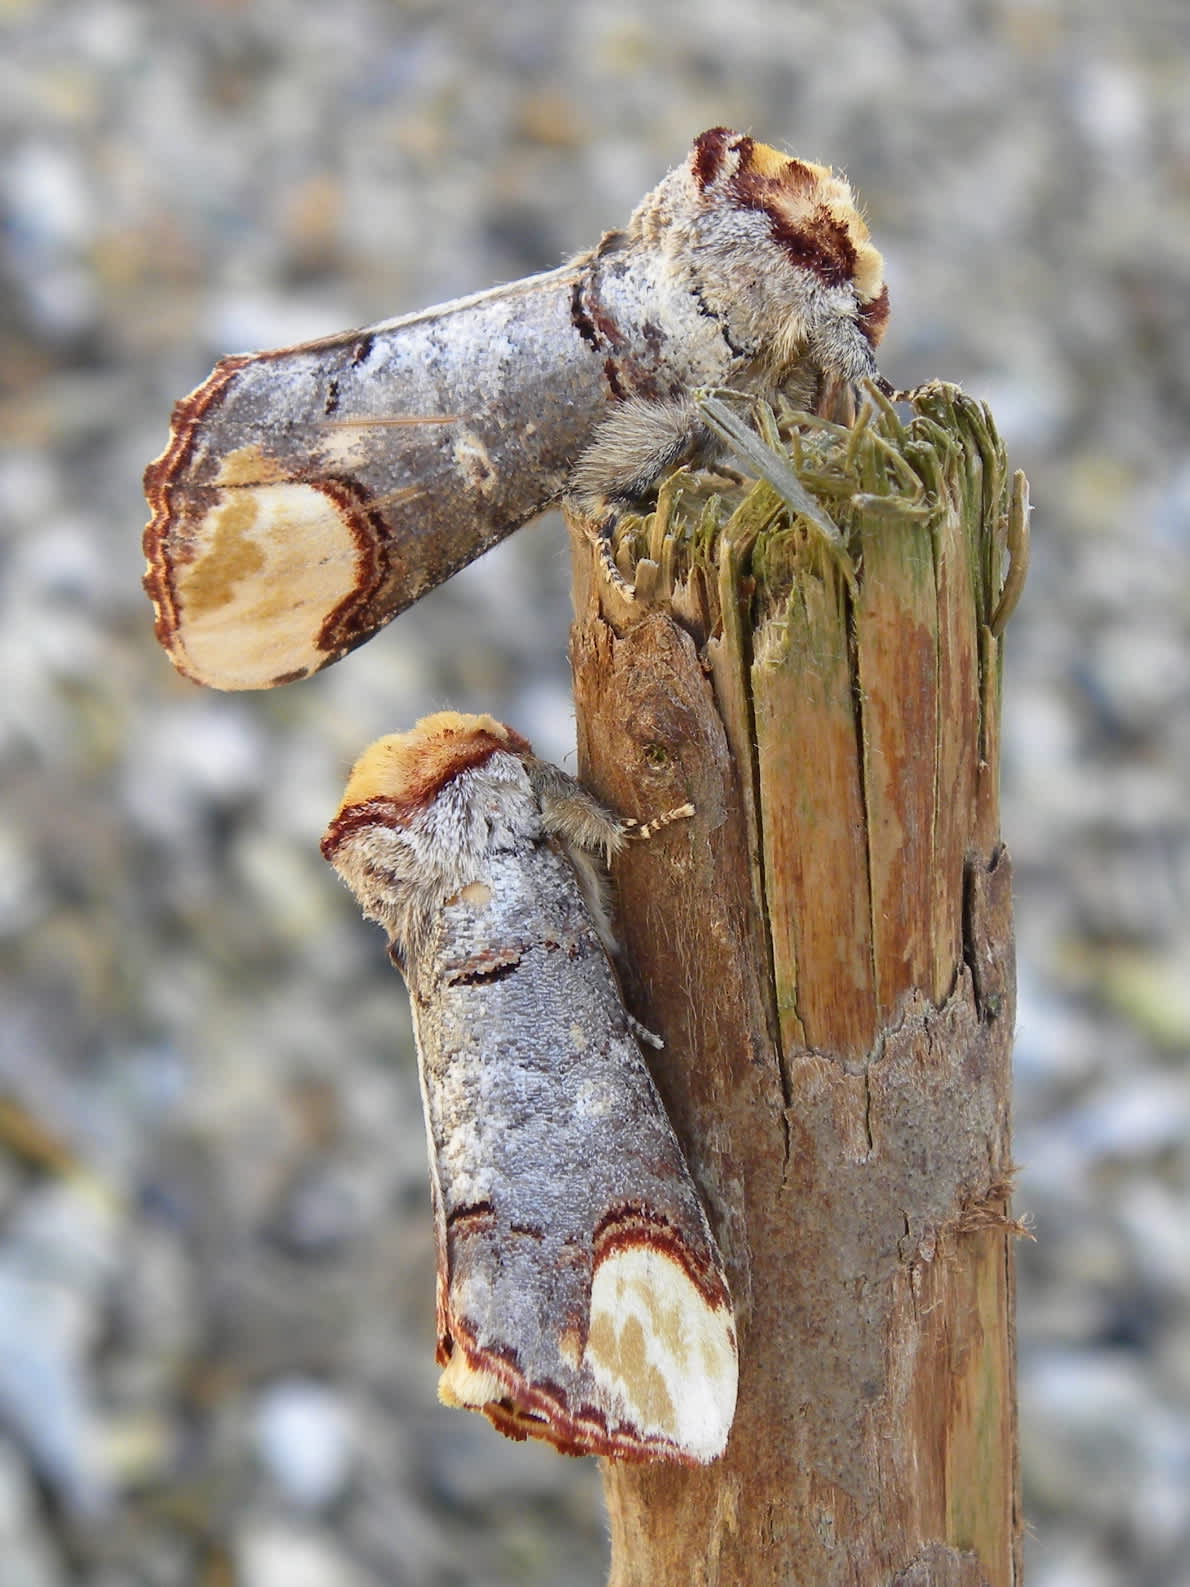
left=322, top=712, right=737, bottom=1463
left=145, top=127, right=889, bottom=689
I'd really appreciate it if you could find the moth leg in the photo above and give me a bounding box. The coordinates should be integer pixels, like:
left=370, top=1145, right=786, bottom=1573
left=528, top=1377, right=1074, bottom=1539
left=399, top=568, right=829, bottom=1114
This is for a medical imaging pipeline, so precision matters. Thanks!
left=588, top=514, right=640, bottom=603
left=622, top=802, right=695, bottom=841
left=526, top=759, right=693, bottom=958
left=567, top=396, right=728, bottom=602
left=565, top=395, right=724, bottom=517
left=529, top=763, right=693, bottom=856
left=527, top=757, right=629, bottom=862
left=626, top=1012, right=664, bottom=1050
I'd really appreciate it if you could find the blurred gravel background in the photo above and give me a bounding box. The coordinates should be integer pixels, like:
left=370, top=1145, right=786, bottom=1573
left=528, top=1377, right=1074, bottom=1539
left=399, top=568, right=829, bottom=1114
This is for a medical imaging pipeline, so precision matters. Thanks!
left=1, top=2, right=1188, bottom=1584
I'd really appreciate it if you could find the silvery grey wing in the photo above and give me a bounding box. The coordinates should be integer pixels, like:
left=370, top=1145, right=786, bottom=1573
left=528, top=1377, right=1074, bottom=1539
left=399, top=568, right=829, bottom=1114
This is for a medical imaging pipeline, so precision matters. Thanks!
left=415, top=842, right=737, bottom=1464
left=143, top=266, right=602, bottom=690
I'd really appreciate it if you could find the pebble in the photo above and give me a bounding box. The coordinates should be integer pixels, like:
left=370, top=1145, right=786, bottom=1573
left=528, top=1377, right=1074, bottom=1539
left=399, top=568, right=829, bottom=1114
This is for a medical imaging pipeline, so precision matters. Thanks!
left=253, top=1379, right=355, bottom=1511
left=236, top=1521, right=380, bottom=1587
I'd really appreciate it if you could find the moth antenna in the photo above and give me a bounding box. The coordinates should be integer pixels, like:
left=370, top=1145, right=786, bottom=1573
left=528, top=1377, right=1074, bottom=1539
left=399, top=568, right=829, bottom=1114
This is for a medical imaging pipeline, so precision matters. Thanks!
left=369, top=484, right=425, bottom=512
left=319, top=413, right=463, bottom=428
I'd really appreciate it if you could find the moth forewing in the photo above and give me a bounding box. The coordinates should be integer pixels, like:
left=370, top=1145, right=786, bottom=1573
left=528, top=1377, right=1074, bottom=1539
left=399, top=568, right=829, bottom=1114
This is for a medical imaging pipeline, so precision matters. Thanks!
left=143, top=268, right=595, bottom=691
left=322, top=712, right=737, bottom=1463
left=146, top=128, right=889, bottom=690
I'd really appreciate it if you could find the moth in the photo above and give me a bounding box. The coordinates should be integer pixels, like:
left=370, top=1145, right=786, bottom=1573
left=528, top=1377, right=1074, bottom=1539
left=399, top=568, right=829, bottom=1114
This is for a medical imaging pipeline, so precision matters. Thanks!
left=322, top=711, right=737, bottom=1463
left=145, top=126, right=889, bottom=690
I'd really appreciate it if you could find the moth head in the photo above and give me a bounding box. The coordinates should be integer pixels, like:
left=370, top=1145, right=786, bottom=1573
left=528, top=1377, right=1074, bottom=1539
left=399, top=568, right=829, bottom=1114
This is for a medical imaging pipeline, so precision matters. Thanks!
left=326, top=710, right=536, bottom=844
left=335, top=712, right=532, bottom=815
left=651, top=128, right=890, bottom=393
left=321, top=713, right=537, bottom=927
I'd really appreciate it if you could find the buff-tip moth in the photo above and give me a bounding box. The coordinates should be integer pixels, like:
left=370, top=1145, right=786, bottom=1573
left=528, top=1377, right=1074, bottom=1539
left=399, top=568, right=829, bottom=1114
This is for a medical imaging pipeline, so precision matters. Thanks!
left=144, top=127, right=889, bottom=690
left=321, top=712, right=736, bottom=1463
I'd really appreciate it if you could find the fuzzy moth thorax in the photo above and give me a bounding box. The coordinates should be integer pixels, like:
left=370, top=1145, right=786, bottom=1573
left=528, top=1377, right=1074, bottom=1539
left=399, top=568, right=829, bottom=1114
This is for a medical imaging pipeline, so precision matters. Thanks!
left=641, top=126, right=888, bottom=386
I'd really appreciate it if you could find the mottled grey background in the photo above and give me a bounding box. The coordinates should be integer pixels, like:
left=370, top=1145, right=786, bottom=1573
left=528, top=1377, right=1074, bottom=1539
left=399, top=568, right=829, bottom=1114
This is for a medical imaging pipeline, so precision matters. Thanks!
left=2, top=2, right=1188, bottom=1584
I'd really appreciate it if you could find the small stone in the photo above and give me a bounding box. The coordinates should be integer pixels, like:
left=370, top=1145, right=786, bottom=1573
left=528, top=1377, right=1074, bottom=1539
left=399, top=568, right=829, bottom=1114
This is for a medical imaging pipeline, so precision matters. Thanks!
left=235, top=1519, right=378, bottom=1587
left=253, top=1379, right=355, bottom=1510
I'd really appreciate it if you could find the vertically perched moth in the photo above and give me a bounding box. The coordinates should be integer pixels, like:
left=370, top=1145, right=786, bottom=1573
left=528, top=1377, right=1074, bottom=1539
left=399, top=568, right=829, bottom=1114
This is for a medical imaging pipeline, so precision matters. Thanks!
left=322, top=712, right=737, bottom=1463
left=145, top=127, right=889, bottom=689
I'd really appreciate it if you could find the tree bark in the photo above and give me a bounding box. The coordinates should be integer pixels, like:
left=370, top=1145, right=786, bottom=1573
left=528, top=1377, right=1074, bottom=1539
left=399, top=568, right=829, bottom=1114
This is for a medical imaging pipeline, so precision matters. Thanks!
left=566, top=385, right=1029, bottom=1587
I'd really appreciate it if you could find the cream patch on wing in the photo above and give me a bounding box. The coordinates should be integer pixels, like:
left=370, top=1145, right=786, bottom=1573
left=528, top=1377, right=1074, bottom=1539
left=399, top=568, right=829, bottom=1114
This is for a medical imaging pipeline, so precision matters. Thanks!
left=452, top=881, right=493, bottom=909
left=317, top=423, right=373, bottom=470
left=585, top=1243, right=737, bottom=1462
left=437, top=1352, right=508, bottom=1410
left=451, top=430, right=497, bottom=495
left=171, top=479, right=365, bottom=688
